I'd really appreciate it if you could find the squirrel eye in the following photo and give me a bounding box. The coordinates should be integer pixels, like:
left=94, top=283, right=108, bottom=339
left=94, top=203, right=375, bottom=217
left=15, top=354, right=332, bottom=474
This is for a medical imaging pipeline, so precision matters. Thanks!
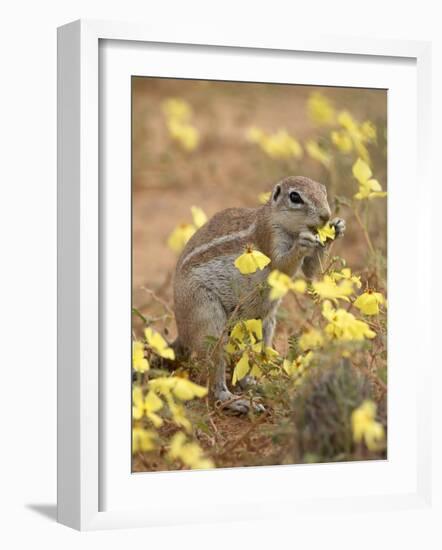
left=289, top=191, right=303, bottom=204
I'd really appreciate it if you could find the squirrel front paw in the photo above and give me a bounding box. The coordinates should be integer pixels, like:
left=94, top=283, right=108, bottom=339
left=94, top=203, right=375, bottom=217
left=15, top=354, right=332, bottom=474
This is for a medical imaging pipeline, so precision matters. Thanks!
left=331, top=217, right=346, bottom=239
left=298, top=231, right=321, bottom=251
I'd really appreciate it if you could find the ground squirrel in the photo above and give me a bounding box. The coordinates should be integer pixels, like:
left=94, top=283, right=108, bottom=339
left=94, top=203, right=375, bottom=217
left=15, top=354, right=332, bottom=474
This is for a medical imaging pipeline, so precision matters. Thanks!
left=173, top=176, right=345, bottom=414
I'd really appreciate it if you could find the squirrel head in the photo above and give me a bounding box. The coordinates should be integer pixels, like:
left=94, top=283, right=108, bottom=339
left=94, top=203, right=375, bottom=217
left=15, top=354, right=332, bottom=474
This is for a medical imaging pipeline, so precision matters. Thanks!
left=268, top=176, right=331, bottom=235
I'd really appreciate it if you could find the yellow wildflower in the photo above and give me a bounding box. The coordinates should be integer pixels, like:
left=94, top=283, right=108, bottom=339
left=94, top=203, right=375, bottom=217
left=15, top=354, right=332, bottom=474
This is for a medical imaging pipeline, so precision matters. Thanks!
left=166, top=399, right=192, bottom=432
left=354, top=290, right=385, bottom=315
left=322, top=301, right=376, bottom=341
left=149, top=376, right=207, bottom=401
left=162, top=98, right=192, bottom=122
left=352, top=158, right=387, bottom=200
left=132, top=387, right=164, bottom=428
left=234, top=246, right=271, bottom=274
left=337, top=111, right=371, bottom=162
left=317, top=223, right=336, bottom=245
left=247, top=127, right=303, bottom=159
left=330, top=267, right=362, bottom=289
left=258, top=191, right=271, bottom=204
left=351, top=400, right=385, bottom=451
left=331, top=130, right=353, bottom=153
left=305, top=139, right=332, bottom=168
left=144, top=327, right=175, bottom=360
left=337, top=110, right=359, bottom=134
left=132, top=427, right=156, bottom=453
left=167, top=118, right=199, bottom=151
left=354, top=179, right=387, bottom=200
left=267, top=269, right=306, bottom=300
left=307, top=92, right=335, bottom=126
left=226, top=319, right=277, bottom=383
left=167, top=222, right=195, bottom=253
left=147, top=379, right=198, bottom=432
left=313, top=275, right=354, bottom=302
left=251, top=342, right=279, bottom=368
left=132, top=341, right=149, bottom=373
left=246, top=126, right=266, bottom=143
left=262, top=130, right=303, bottom=159
left=293, top=279, right=307, bottom=293
left=171, top=378, right=208, bottom=401
left=226, top=319, right=263, bottom=353
left=360, top=121, right=377, bottom=142
left=299, top=329, right=324, bottom=352
left=168, top=432, right=214, bottom=469
left=168, top=206, right=208, bottom=253
left=191, top=206, right=207, bottom=228
left=283, top=351, right=314, bottom=382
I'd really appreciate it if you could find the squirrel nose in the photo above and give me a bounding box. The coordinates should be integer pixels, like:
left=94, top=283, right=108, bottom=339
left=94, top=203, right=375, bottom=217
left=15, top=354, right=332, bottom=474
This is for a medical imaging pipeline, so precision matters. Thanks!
left=319, top=210, right=331, bottom=224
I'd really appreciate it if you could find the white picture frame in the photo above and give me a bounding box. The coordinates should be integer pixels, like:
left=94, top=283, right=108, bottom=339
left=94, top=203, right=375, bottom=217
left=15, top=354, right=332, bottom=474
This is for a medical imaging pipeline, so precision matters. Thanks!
left=57, top=19, right=432, bottom=531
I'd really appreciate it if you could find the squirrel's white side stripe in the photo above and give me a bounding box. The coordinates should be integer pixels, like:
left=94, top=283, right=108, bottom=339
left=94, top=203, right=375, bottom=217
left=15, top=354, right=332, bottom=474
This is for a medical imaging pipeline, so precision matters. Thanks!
left=180, top=221, right=257, bottom=267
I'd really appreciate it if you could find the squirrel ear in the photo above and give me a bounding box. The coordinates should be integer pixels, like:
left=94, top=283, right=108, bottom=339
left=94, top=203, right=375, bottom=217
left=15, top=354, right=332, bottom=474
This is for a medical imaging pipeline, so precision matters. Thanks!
left=273, top=184, right=281, bottom=202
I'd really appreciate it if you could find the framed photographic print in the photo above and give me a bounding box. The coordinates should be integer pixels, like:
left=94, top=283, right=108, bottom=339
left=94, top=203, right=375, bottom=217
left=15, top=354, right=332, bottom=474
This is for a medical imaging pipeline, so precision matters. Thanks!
left=57, top=19, right=432, bottom=530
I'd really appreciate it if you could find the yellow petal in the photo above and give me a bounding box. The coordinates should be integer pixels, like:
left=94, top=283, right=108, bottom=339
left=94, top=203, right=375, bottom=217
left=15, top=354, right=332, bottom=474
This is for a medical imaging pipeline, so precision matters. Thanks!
left=299, top=329, right=324, bottom=351
left=168, top=432, right=214, bottom=469
left=167, top=119, right=199, bottom=151
left=144, top=390, right=163, bottom=413
left=146, top=411, right=164, bottom=428
left=331, top=130, right=353, bottom=153
left=234, top=249, right=271, bottom=274
left=132, top=427, right=156, bottom=453
left=144, top=328, right=175, bottom=360
left=191, top=206, right=207, bottom=228
left=283, top=359, right=297, bottom=376
left=132, top=405, right=144, bottom=421
left=168, top=400, right=192, bottom=432
left=162, top=98, right=192, bottom=122
left=168, top=431, right=187, bottom=459
left=368, top=191, right=387, bottom=199
left=354, top=291, right=385, bottom=316
left=263, top=345, right=279, bottom=359
left=244, top=319, right=263, bottom=342
left=317, top=223, right=336, bottom=245
left=351, top=400, right=385, bottom=451
left=258, top=191, right=271, bottom=204
left=352, top=158, right=372, bottom=184
left=268, top=269, right=292, bottom=299
left=293, top=279, right=307, bottom=293
left=368, top=179, right=382, bottom=192
left=167, top=223, right=196, bottom=253
left=306, top=139, right=332, bottom=168
left=232, top=352, right=250, bottom=385
left=313, top=275, right=354, bottom=301
left=307, top=92, right=335, bottom=126
left=338, top=111, right=358, bottom=133
left=364, top=422, right=385, bottom=451
left=148, top=376, right=175, bottom=395
left=132, top=341, right=150, bottom=372
left=361, top=121, right=377, bottom=142
left=172, top=378, right=208, bottom=401
left=247, top=126, right=266, bottom=144
left=132, top=386, right=144, bottom=408
left=249, top=363, right=263, bottom=378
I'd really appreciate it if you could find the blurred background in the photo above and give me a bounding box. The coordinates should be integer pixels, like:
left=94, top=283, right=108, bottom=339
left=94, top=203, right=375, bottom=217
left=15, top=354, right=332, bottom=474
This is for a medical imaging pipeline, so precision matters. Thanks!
left=132, top=77, right=387, bottom=337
